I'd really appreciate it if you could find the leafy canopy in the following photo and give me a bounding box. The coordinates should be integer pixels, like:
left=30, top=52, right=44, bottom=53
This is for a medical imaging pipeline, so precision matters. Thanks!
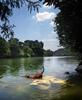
left=0, top=0, right=41, bottom=38
left=44, top=0, right=82, bottom=55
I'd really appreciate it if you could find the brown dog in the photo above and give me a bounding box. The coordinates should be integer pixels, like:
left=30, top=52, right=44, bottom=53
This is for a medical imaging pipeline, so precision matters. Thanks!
left=25, top=66, right=44, bottom=79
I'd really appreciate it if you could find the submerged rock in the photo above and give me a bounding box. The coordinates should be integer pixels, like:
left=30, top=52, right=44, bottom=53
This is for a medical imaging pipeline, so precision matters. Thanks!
left=65, top=72, right=70, bottom=75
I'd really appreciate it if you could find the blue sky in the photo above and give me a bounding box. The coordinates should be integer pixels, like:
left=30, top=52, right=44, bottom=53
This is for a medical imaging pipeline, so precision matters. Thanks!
left=10, top=3, right=61, bottom=51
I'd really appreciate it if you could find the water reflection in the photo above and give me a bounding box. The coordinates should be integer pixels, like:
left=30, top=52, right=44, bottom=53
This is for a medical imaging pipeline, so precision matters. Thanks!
left=9, top=59, right=21, bottom=76
left=0, top=65, right=7, bottom=78
left=0, top=57, right=80, bottom=100
left=23, top=57, right=43, bottom=70
left=43, top=57, right=78, bottom=79
left=0, top=57, right=43, bottom=78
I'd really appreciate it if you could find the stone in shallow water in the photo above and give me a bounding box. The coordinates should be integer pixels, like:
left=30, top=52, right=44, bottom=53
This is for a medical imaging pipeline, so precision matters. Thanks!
left=65, top=72, right=70, bottom=75
left=76, top=65, right=82, bottom=73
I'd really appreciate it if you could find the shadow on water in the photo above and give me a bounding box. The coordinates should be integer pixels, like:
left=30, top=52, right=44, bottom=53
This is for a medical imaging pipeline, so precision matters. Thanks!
left=51, top=72, right=82, bottom=100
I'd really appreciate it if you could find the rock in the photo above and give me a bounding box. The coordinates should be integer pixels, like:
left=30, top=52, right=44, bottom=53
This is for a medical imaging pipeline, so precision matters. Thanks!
left=65, top=71, right=70, bottom=74
left=76, top=65, right=82, bottom=73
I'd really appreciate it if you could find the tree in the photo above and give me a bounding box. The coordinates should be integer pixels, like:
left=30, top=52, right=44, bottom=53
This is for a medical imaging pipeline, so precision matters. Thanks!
left=8, top=38, right=20, bottom=57
left=43, top=0, right=82, bottom=56
left=55, top=1, right=82, bottom=54
left=0, top=37, right=9, bottom=57
left=23, top=46, right=34, bottom=57
left=1, top=0, right=81, bottom=56
left=24, top=40, right=44, bottom=57
left=44, top=49, right=53, bottom=56
left=0, top=0, right=41, bottom=38
left=0, top=37, right=44, bottom=58
left=31, top=40, right=44, bottom=56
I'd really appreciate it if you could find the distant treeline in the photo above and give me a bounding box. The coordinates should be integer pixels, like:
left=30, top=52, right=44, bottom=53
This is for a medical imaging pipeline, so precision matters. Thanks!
left=0, top=37, right=54, bottom=58
left=53, top=48, right=74, bottom=56
left=0, top=37, right=44, bottom=58
left=0, top=37, right=73, bottom=58
left=44, top=48, right=74, bottom=56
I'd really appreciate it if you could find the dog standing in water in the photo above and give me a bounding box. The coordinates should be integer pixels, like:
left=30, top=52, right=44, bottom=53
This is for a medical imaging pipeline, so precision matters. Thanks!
left=25, top=66, right=44, bottom=79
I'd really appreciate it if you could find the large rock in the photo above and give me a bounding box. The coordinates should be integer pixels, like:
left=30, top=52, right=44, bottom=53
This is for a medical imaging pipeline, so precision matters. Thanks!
left=76, top=65, right=82, bottom=73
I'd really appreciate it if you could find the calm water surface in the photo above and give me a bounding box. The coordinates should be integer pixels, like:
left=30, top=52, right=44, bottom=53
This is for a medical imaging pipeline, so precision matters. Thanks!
left=0, top=56, right=81, bottom=100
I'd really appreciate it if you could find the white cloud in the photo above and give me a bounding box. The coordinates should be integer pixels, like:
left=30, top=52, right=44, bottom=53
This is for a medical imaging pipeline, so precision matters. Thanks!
left=42, top=39, right=60, bottom=51
left=34, top=12, right=56, bottom=22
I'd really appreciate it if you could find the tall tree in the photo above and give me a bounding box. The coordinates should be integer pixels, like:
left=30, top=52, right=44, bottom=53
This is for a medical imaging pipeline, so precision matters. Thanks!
left=24, top=40, right=44, bottom=56
left=44, top=0, right=82, bottom=56
left=8, top=38, right=20, bottom=57
left=0, top=37, right=9, bottom=57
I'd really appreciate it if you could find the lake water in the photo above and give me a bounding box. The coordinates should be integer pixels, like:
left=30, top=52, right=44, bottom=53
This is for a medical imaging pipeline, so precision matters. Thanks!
left=0, top=56, right=82, bottom=100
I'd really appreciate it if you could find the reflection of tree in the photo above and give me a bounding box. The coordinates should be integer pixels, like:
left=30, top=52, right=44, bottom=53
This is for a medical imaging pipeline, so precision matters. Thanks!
left=0, top=58, right=43, bottom=77
left=0, top=65, right=7, bottom=78
left=9, top=59, right=21, bottom=76
left=24, top=57, right=43, bottom=71
left=0, top=59, right=11, bottom=77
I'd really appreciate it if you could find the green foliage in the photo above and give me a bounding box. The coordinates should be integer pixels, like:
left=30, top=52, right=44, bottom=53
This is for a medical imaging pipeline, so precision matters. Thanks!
left=44, top=0, right=82, bottom=55
left=0, top=37, right=44, bottom=58
left=55, top=0, right=82, bottom=53
left=1, top=0, right=81, bottom=56
left=0, top=23, right=14, bottom=39
left=0, top=0, right=41, bottom=38
left=43, top=0, right=82, bottom=56
left=24, top=40, right=44, bottom=57
left=8, top=38, right=20, bottom=57
left=44, top=49, right=53, bottom=56
left=23, top=46, right=34, bottom=57
left=54, top=48, right=75, bottom=56
left=0, top=37, right=9, bottom=57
